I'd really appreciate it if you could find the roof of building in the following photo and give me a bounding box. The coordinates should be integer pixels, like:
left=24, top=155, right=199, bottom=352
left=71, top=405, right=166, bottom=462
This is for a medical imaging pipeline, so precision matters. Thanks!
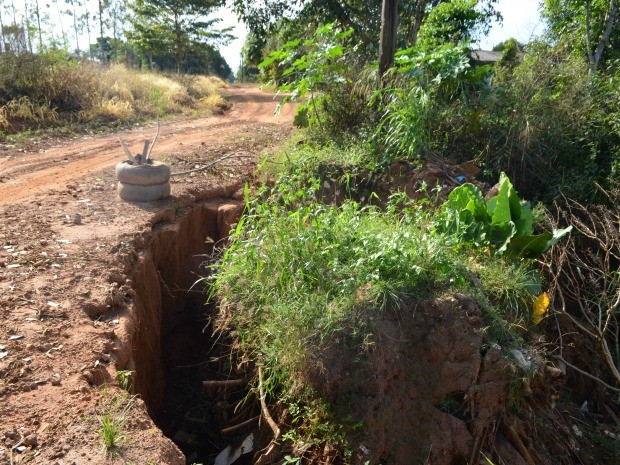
left=469, top=50, right=503, bottom=63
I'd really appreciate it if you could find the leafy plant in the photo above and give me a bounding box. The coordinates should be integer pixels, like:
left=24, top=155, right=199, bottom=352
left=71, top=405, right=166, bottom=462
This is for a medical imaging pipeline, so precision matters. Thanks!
left=373, top=44, right=485, bottom=161
left=259, top=22, right=354, bottom=128
left=115, top=370, right=135, bottom=392
left=436, top=172, right=572, bottom=258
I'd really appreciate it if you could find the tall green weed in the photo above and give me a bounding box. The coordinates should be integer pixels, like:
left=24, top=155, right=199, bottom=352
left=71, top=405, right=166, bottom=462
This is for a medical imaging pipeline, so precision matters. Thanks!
left=212, top=156, right=547, bottom=449
left=431, top=42, right=620, bottom=202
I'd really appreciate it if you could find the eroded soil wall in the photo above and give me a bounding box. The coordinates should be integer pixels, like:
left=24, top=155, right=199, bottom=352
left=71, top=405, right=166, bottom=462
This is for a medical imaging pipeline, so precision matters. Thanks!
left=125, top=198, right=243, bottom=416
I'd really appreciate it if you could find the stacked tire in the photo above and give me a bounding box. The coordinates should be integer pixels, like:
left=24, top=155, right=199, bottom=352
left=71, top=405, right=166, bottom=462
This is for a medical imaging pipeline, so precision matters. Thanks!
left=115, top=160, right=171, bottom=202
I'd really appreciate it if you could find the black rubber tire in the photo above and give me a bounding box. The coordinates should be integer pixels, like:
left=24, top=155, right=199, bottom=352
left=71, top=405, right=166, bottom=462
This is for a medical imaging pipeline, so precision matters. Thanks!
left=115, top=160, right=171, bottom=186
left=117, top=181, right=171, bottom=202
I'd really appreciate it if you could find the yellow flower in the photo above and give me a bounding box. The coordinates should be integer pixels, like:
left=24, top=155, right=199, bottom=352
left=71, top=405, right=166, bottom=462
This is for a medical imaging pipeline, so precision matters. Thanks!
left=532, top=292, right=550, bottom=324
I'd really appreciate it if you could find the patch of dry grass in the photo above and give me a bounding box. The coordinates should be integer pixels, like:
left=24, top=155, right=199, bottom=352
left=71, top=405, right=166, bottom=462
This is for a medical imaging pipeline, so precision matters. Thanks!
left=78, top=98, right=135, bottom=122
left=4, top=96, right=58, bottom=124
left=0, top=57, right=228, bottom=131
left=199, top=93, right=228, bottom=113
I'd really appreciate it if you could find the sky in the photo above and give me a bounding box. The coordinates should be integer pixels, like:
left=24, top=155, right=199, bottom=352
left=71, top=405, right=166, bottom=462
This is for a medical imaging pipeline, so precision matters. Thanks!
left=477, top=0, right=545, bottom=49
left=215, top=0, right=545, bottom=73
left=213, top=7, right=247, bottom=73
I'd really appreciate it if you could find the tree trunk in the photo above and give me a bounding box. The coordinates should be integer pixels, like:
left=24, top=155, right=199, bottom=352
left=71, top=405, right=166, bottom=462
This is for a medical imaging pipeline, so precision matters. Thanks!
left=85, top=12, right=93, bottom=60
left=98, top=0, right=106, bottom=62
left=24, top=0, right=33, bottom=53
left=379, top=0, right=399, bottom=77
left=174, top=12, right=182, bottom=74
left=34, top=0, right=43, bottom=52
left=409, top=0, right=428, bottom=47
left=592, top=0, right=618, bottom=73
left=54, top=0, right=67, bottom=48
left=70, top=0, right=80, bottom=56
left=0, top=7, right=4, bottom=53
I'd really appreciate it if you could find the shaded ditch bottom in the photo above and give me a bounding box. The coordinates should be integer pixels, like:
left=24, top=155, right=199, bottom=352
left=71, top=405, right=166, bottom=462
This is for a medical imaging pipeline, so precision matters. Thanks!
left=126, top=198, right=257, bottom=464
left=156, top=297, right=256, bottom=464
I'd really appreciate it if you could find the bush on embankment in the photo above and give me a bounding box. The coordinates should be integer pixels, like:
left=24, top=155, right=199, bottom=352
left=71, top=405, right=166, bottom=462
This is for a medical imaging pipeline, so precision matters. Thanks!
left=0, top=50, right=228, bottom=134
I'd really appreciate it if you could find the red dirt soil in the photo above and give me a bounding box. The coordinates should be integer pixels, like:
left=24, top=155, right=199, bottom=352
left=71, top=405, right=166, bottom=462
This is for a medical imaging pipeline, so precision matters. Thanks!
left=0, top=85, right=294, bottom=464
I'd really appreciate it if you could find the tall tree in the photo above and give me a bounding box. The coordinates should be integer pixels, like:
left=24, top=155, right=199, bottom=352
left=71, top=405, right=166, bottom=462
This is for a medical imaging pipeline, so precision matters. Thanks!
left=417, top=0, right=499, bottom=49
left=66, top=0, right=82, bottom=55
left=52, top=0, right=68, bottom=48
left=128, top=0, right=231, bottom=73
left=0, top=2, right=4, bottom=53
left=233, top=0, right=499, bottom=59
left=33, top=0, right=43, bottom=51
left=379, top=0, right=398, bottom=76
left=544, top=0, right=619, bottom=72
left=80, top=10, right=93, bottom=59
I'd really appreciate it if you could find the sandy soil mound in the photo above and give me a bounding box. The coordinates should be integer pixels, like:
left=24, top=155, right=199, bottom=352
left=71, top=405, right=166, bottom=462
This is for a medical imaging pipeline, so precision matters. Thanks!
left=306, top=295, right=565, bottom=465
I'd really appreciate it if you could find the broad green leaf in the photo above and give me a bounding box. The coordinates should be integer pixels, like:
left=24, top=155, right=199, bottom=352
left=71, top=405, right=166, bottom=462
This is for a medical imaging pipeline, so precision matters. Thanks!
left=489, top=221, right=516, bottom=254
left=282, top=39, right=301, bottom=49
left=258, top=54, right=278, bottom=68
left=293, top=107, right=309, bottom=127
left=337, top=28, right=354, bottom=39
left=446, top=183, right=488, bottom=221
left=506, top=233, right=553, bottom=259
left=514, top=201, right=533, bottom=236
left=316, top=23, right=333, bottom=35
left=395, top=47, right=415, bottom=57
left=281, top=67, right=295, bottom=77
left=487, top=172, right=522, bottom=224
left=507, top=226, right=572, bottom=259
left=328, top=45, right=344, bottom=58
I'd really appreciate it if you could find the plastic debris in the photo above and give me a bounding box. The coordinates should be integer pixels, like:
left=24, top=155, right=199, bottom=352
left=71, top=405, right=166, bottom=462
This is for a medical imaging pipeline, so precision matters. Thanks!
left=214, top=434, right=254, bottom=465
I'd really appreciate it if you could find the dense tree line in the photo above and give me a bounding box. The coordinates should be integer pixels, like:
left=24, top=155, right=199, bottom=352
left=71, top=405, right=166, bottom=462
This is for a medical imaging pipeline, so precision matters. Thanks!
left=236, top=0, right=501, bottom=80
left=0, top=0, right=233, bottom=77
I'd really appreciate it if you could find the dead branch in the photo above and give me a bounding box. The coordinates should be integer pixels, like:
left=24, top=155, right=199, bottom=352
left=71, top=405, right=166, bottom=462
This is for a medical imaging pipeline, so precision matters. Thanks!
left=221, top=415, right=260, bottom=435
left=544, top=195, right=620, bottom=389
left=146, top=117, right=160, bottom=161
left=258, top=366, right=280, bottom=439
left=504, top=424, right=537, bottom=465
left=170, top=154, right=255, bottom=177
left=593, top=0, right=619, bottom=72
left=118, top=137, right=133, bottom=161
left=553, top=355, right=620, bottom=392
left=253, top=365, right=281, bottom=465
left=203, top=379, right=247, bottom=388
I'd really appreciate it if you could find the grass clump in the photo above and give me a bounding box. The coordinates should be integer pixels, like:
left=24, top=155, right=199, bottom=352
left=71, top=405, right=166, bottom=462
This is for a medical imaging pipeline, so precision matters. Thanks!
left=212, top=146, right=544, bottom=451
left=94, top=392, right=136, bottom=456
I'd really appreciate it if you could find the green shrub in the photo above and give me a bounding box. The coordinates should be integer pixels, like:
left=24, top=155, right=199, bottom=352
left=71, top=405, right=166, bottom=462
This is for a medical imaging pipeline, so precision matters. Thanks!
left=212, top=162, right=546, bottom=450
left=431, top=43, right=620, bottom=202
left=373, top=44, right=488, bottom=162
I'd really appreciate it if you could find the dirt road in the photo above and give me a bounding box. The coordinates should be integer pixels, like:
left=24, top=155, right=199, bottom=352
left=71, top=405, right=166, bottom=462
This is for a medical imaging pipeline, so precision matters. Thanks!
left=0, top=85, right=294, bottom=464
left=0, top=85, right=293, bottom=204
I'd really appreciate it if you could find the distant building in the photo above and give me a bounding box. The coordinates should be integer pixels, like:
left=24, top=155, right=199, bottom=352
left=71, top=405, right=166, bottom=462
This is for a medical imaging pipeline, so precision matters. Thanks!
left=469, top=50, right=503, bottom=65
left=469, top=49, right=524, bottom=66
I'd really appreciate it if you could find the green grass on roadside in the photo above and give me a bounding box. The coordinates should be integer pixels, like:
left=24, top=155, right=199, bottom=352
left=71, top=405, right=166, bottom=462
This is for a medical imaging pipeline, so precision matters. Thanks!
left=94, top=392, right=136, bottom=456
left=211, top=141, right=541, bottom=451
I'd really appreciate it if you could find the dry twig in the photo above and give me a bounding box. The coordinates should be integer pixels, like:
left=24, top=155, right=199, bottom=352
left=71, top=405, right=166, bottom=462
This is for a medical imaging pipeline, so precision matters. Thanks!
left=544, top=192, right=620, bottom=388
left=171, top=153, right=254, bottom=176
